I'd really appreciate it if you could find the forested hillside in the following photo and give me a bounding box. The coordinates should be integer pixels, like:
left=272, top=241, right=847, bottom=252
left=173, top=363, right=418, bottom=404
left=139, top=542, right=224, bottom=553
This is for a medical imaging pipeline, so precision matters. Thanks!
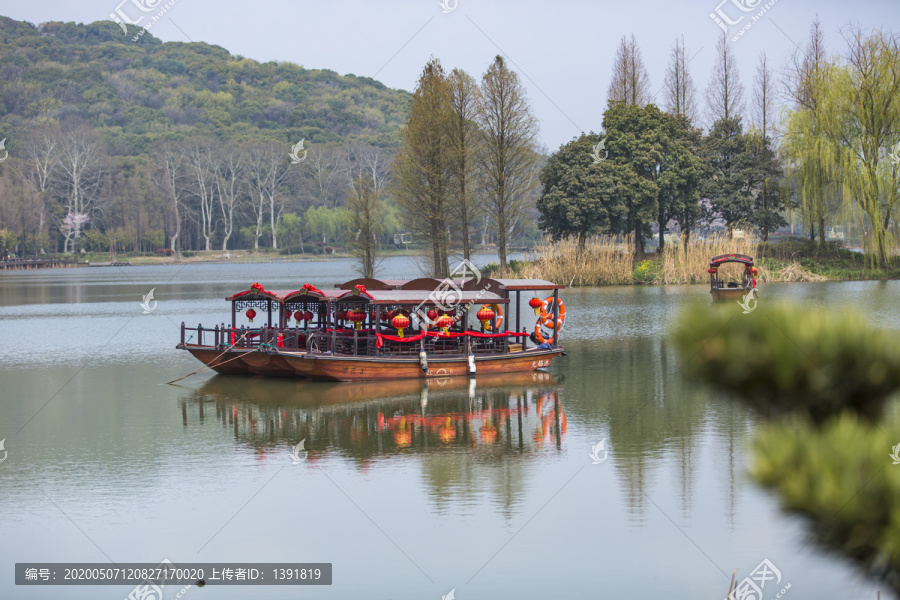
left=0, top=16, right=409, bottom=151
left=0, top=15, right=412, bottom=255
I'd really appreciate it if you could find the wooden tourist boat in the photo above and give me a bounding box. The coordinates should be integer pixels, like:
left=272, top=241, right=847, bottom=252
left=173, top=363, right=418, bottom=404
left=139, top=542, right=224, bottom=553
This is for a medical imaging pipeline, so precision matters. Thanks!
left=709, top=254, right=758, bottom=301
left=177, top=277, right=567, bottom=382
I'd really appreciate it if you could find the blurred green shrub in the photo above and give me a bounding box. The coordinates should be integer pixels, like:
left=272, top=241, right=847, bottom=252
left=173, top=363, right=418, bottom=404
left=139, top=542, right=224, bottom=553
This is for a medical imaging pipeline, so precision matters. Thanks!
left=751, top=414, right=900, bottom=587
left=673, top=303, right=900, bottom=421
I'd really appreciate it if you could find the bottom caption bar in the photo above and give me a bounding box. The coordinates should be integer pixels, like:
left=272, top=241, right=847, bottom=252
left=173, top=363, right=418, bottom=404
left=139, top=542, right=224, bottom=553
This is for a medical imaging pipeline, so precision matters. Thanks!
left=16, top=563, right=332, bottom=585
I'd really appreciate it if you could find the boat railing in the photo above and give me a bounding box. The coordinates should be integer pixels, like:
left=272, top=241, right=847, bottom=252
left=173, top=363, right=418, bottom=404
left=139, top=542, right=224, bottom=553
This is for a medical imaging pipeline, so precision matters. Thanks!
left=181, top=322, right=518, bottom=357
left=180, top=323, right=298, bottom=350
left=302, top=328, right=507, bottom=357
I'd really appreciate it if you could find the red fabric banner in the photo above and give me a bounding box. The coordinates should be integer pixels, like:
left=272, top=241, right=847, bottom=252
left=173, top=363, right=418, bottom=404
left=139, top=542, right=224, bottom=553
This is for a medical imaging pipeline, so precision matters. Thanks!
left=375, top=330, right=527, bottom=348
left=375, top=331, right=428, bottom=348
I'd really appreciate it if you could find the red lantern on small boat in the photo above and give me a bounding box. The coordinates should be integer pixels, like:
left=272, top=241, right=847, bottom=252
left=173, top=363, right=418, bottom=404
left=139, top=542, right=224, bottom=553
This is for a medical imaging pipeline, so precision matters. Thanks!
left=391, top=314, right=410, bottom=338
left=245, top=308, right=257, bottom=323
left=435, top=314, right=453, bottom=333
left=427, top=308, right=438, bottom=322
left=293, top=310, right=304, bottom=322
left=303, top=310, right=314, bottom=322
left=529, top=296, right=543, bottom=316
left=476, top=307, right=495, bottom=329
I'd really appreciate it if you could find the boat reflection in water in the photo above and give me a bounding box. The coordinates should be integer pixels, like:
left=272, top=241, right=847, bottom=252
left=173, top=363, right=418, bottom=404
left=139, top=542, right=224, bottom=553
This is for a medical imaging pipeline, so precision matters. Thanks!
left=179, top=371, right=566, bottom=463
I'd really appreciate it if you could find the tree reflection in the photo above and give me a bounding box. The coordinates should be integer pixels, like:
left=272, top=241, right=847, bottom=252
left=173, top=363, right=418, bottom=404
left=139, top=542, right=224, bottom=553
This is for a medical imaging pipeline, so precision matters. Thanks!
left=560, top=336, right=750, bottom=522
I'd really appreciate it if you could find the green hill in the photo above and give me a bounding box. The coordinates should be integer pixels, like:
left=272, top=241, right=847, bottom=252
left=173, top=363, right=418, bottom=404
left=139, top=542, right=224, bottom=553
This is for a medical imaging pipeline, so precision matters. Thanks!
left=0, top=16, right=411, bottom=154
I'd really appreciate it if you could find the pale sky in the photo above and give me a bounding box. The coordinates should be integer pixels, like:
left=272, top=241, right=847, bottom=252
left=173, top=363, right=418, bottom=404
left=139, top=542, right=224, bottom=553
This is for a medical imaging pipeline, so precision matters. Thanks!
left=3, top=0, right=897, bottom=149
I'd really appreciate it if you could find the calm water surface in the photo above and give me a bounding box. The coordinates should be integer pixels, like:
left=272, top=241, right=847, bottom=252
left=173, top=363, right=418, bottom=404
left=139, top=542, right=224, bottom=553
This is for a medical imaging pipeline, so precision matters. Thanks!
left=1, top=257, right=897, bottom=599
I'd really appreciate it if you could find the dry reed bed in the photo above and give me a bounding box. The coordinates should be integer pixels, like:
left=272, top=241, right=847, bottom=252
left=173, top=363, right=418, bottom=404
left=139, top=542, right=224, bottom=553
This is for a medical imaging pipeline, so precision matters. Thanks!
left=519, top=236, right=824, bottom=286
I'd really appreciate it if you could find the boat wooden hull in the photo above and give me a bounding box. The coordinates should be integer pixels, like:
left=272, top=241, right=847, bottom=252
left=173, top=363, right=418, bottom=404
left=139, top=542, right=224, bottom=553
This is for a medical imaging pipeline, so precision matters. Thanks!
left=182, top=345, right=562, bottom=382
left=278, top=349, right=563, bottom=382
left=184, top=346, right=254, bottom=375
left=711, top=287, right=753, bottom=301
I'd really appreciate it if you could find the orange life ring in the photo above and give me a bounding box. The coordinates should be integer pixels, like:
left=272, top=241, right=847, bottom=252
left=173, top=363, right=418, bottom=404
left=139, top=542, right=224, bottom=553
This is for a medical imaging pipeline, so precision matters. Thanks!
left=534, top=322, right=555, bottom=344
left=539, top=297, right=566, bottom=331
left=479, top=303, right=504, bottom=331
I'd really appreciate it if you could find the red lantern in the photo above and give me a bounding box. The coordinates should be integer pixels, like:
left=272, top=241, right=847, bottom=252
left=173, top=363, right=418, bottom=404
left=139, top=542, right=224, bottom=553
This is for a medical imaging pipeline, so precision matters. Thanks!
left=293, top=310, right=303, bottom=322
left=435, top=314, right=453, bottom=333
left=427, top=309, right=438, bottom=322
left=528, top=297, right=543, bottom=316
left=476, top=307, right=495, bottom=329
left=347, top=309, right=366, bottom=331
left=752, top=278, right=757, bottom=287
left=752, top=267, right=758, bottom=276
left=303, top=310, right=314, bottom=322
left=391, top=314, right=410, bottom=338
left=245, top=308, right=257, bottom=323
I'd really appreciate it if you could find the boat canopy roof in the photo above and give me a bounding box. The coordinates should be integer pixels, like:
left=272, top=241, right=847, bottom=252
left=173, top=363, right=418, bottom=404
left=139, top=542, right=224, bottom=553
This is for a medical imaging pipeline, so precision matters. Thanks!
left=710, top=254, right=754, bottom=266
left=334, top=288, right=508, bottom=305
left=283, top=287, right=345, bottom=303
left=226, top=285, right=296, bottom=302
left=462, top=278, right=565, bottom=292
left=231, top=277, right=560, bottom=303
left=336, top=277, right=563, bottom=292
left=337, top=277, right=407, bottom=290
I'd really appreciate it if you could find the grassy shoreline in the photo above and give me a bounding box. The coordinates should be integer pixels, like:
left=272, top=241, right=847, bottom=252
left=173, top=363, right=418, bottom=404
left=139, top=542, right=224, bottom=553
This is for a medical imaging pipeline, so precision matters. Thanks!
left=37, top=238, right=900, bottom=283
left=481, top=236, right=900, bottom=286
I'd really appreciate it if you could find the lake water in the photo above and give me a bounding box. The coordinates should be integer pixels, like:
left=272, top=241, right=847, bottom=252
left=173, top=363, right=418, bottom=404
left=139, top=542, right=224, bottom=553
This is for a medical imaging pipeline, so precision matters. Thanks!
left=1, top=256, right=897, bottom=599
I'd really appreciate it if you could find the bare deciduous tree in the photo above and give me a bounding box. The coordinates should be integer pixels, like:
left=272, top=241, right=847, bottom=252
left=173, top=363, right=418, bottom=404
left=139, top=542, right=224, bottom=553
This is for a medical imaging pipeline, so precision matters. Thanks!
left=57, top=128, right=105, bottom=252
left=752, top=52, right=777, bottom=140
left=187, top=142, right=218, bottom=251
left=663, top=36, right=698, bottom=122
left=476, top=55, right=540, bottom=277
left=706, top=31, right=745, bottom=124
left=608, top=34, right=652, bottom=107
left=215, top=148, right=244, bottom=251
left=243, top=143, right=291, bottom=249
left=154, top=143, right=187, bottom=252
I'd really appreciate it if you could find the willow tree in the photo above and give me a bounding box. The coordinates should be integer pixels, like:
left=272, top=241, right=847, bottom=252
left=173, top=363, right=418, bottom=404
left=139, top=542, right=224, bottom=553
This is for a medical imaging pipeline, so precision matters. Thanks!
left=475, top=55, right=540, bottom=277
left=783, top=18, right=833, bottom=243
left=446, top=68, right=481, bottom=261
left=392, top=58, right=452, bottom=278
left=823, top=28, right=900, bottom=267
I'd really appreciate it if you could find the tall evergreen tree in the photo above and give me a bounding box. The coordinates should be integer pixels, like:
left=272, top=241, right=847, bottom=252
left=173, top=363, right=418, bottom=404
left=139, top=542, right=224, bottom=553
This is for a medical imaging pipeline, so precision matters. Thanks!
left=392, top=58, right=453, bottom=278
left=601, top=102, right=662, bottom=259
left=446, top=68, right=481, bottom=262
left=537, top=133, right=622, bottom=253
left=703, top=118, right=753, bottom=235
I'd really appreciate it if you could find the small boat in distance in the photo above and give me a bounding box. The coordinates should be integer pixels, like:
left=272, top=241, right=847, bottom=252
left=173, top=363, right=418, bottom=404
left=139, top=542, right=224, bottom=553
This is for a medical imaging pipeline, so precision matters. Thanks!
left=708, top=254, right=758, bottom=301
left=177, top=276, right=567, bottom=382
